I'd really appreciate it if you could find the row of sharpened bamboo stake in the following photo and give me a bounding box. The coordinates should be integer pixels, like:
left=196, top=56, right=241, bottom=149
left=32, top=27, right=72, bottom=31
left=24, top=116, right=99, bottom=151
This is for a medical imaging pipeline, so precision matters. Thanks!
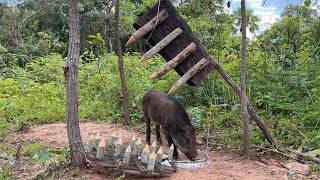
left=125, top=9, right=210, bottom=94
left=87, top=133, right=174, bottom=173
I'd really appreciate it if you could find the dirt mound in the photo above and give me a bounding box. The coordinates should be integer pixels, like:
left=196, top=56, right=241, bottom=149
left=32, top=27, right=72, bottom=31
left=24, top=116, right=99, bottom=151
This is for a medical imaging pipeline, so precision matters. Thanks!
left=7, top=122, right=312, bottom=179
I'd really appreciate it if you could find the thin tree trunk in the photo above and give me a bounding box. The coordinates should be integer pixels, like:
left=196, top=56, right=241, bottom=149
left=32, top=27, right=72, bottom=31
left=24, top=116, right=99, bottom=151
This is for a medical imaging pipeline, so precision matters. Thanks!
left=115, top=0, right=130, bottom=122
left=241, top=0, right=250, bottom=156
left=64, top=0, right=86, bottom=168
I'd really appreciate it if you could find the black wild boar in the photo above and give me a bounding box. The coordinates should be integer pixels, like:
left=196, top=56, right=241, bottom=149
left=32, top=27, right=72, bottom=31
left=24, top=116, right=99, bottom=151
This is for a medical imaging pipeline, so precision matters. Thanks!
left=142, top=89, right=198, bottom=160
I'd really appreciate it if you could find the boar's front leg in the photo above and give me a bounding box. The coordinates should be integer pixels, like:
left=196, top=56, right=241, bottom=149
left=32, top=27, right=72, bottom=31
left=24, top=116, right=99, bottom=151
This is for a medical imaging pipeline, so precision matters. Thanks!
left=144, top=115, right=151, bottom=145
left=162, top=128, right=179, bottom=159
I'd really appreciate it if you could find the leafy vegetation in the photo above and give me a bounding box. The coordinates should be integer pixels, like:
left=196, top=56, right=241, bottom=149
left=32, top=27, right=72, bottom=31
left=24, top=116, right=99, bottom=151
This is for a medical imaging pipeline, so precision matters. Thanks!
left=0, top=0, right=319, bottom=177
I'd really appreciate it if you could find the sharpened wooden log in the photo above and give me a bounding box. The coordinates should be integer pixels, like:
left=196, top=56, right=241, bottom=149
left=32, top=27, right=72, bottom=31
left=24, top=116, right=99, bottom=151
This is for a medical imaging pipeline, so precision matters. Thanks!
left=125, top=9, right=169, bottom=47
left=87, top=134, right=95, bottom=152
left=149, top=42, right=196, bottom=80
left=150, top=141, right=157, bottom=153
left=140, top=28, right=183, bottom=62
left=141, top=144, right=150, bottom=164
left=168, top=58, right=209, bottom=94
left=114, top=138, right=123, bottom=157
left=147, top=152, right=157, bottom=172
left=168, top=144, right=174, bottom=161
left=133, top=138, right=142, bottom=156
left=156, top=147, right=163, bottom=163
left=123, top=145, right=132, bottom=166
left=96, top=139, right=106, bottom=160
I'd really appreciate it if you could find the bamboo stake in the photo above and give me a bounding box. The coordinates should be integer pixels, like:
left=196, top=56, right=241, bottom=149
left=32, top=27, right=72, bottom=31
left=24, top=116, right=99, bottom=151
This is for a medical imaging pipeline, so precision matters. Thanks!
left=147, top=152, right=157, bottom=172
left=123, top=145, right=132, bottom=166
left=150, top=141, right=157, bottom=153
left=94, top=133, right=101, bottom=149
left=168, top=58, right=209, bottom=94
left=168, top=144, right=174, bottom=161
left=149, top=42, right=196, bottom=80
left=114, top=138, right=123, bottom=157
left=108, top=132, right=117, bottom=147
left=133, top=138, right=142, bottom=156
left=140, top=28, right=183, bottom=62
left=125, top=9, right=169, bottom=47
left=130, top=135, right=136, bottom=151
left=141, top=144, right=150, bottom=164
left=96, top=139, right=106, bottom=160
left=156, top=147, right=163, bottom=163
left=87, top=134, right=95, bottom=152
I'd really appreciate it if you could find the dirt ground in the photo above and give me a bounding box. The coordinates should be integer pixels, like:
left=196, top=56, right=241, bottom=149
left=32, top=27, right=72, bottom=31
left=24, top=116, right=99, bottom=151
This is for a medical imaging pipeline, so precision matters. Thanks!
left=5, top=122, right=316, bottom=180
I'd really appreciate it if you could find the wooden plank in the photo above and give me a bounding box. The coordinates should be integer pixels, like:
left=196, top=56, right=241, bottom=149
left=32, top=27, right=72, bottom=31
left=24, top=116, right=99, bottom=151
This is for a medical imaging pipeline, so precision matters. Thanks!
left=133, top=0, right=214, bottom=86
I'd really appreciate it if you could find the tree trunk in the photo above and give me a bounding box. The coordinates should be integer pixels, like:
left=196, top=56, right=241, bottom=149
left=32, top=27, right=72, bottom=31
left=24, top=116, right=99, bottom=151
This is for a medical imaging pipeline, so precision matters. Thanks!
left=115, top=0, right=130, bottom=122
left=64, top=0, right=86, bottom=168
left=241, top=0, right=250, bottom=156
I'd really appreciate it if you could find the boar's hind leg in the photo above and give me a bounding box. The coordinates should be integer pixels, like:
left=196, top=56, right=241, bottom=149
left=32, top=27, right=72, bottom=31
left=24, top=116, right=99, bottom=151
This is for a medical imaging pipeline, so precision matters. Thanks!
left=156, top=124, right=162, bottom=145
left=162, top=128, right=179, bottom=159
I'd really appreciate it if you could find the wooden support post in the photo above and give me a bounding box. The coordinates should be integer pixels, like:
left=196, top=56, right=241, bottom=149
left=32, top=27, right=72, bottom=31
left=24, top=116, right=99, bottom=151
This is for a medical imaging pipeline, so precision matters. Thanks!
left=114, top=138, right=123, bottom=157
left=168, top=144, right=174, bottom=161
left=96, top=139, right=106, bottom=160
left=123, top=145, right=132, bottom=166
left=133, top=138, right=142, bottom=156
left=150, top=42, right=196, bottom=80
left=150, top=141, right=157, bottom=153
left=140, top=28, right=183, bottom=62
left=147, top=152, right=157, bottom=173
left=169, top=58, right=209, bottom=94
left=156, top=147, right=163, bottom=163
left=141, top=144, right=150, bottom=164
left=87, top=134, right=95, bottom=152
left=125, top=9, right=169, bottom=47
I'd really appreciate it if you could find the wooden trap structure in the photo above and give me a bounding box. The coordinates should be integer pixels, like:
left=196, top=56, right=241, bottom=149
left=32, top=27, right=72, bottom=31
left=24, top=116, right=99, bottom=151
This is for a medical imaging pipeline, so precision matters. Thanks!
left=126, top=0, right=275, bottom=145
left=85, top=133, right=177, bottom=177
left=126, top=0, right=215, bottom=94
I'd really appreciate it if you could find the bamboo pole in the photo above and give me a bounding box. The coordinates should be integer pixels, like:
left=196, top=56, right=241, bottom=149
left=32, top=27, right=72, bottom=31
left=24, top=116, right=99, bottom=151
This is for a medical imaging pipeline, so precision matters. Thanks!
left=125, top=9, right=169, bottom=47
left=168, top=58, right=209, bottom=94
left=114, top=138, right=123, bottom=157
left=156, top=147, right=163, bottom=163
left=96, top=139, right=106, bottom=160
left=150, top=141, right=157, bottom=153
left=140, top=28, right=183, bottom=62
left=133, top=138, right=142, bottom=156
left=141, top=144, right=150, bottom=164
left=108, top=132, right=117, bottom=147
left=149, top=42, right=197, bottom=80
left=147, top=152, right=157, bottom=172
left=94, top=133, right=101, bottom=149
left=123, top=145, right=132, bottom=166
left=87, top=134, right=95, bottom=152
left=130, top=135, right=136, bottom=151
